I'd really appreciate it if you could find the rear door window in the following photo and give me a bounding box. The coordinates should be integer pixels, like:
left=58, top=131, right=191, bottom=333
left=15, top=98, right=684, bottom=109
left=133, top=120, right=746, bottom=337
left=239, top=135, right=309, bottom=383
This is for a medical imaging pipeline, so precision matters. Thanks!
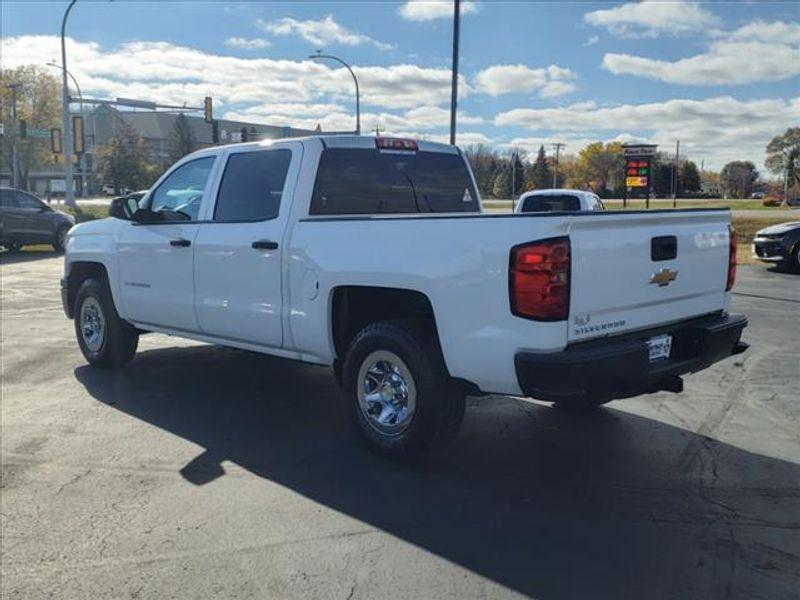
left=521, top=194, right=581, bottom=212
left=214, top=150, right=291, bottom=222
left=310, top=148, right=479, bottom=215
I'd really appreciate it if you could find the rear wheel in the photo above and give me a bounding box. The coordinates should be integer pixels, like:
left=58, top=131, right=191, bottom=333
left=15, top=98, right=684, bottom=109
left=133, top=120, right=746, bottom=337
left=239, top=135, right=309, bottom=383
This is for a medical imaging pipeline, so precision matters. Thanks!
left=341, top=320, right=465, bottom=458
left=74, top=277, right=138, bottom=368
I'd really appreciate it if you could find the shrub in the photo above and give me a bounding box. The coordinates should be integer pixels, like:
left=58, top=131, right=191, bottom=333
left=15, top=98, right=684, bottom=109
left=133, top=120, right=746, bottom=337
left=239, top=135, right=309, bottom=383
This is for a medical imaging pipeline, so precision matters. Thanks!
left=762, top=197, right=781, bottom=207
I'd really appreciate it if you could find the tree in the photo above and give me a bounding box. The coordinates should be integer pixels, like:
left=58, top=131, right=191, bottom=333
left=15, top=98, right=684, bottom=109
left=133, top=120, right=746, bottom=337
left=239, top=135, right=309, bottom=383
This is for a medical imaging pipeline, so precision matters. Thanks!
left=464, top=145, right=502, bottom=198
left=0, top=66, right=62, bottom=189
left=576, top=141, right=625, bottom=196
left=526, top=145, right=552, bottom=190
left=168, top=113, right=197, bottom=164
left=510, top=152, right=525, bottom=197
left=96, top=123, right=160, bottom=193
left=492, top=165, right=512, bottom=199
left=720, top=161, right=758, bottom=199
left=765, top=128, right=800, bottom=203
left=681, top=161, right=701, bottom=193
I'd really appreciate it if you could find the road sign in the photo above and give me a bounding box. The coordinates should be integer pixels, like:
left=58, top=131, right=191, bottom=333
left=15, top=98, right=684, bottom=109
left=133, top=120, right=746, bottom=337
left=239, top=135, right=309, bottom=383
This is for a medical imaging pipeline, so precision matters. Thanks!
left=622, top=144, right=657, bottom=158
left=626, top=176, right=648, bottom=187
left=27, top=127, right=51, bottom=139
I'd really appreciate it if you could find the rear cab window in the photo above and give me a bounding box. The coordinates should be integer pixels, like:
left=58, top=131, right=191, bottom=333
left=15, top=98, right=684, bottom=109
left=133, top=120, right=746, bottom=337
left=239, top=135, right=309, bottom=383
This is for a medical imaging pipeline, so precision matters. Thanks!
left=521, top=194, right=581, bottom=213
left=310, top=147, right=479, bottom=215
left=214, top=149, right=291, bottom=222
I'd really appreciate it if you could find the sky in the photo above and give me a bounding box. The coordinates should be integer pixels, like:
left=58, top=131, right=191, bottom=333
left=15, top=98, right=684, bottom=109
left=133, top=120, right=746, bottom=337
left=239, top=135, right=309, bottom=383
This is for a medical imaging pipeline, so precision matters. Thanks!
left=2, top=0, right=799, bottom=171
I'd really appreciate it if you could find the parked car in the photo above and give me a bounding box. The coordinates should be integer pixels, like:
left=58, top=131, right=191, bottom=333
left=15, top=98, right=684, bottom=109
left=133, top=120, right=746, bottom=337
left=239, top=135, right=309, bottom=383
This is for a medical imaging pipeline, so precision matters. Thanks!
left=752, top=221, right=800, bottom=272
left=0, top=187, right=75, bottom=252
left=102, top=184, right=132, bottom=196
left=516, top=189, right=605, bottom=213
left=786, top=197, right=800, bottom=207
left=61, top=136, right=747, bottom=457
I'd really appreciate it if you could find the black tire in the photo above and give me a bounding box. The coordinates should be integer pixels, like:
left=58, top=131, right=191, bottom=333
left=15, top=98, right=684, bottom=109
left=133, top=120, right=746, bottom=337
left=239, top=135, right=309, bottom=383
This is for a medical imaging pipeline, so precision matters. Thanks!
left=53, top=225, right=70, bottom=252
left=792, top=245, right=800, bottom=274
left=552, top=397, right=612, bottom=411
left=74, top=277, right=138, bottom=368
left=341, top=319, right=465, bottom=458
left=2, top=242, right=21, bottom=252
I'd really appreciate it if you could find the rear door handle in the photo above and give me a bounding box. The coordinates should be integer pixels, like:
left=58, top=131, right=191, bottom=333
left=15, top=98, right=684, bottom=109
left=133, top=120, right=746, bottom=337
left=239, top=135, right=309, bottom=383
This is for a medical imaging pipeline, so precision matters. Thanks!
left=170, top=238, right=191, bottom=247
left=252, top=240, right=278, bottom=250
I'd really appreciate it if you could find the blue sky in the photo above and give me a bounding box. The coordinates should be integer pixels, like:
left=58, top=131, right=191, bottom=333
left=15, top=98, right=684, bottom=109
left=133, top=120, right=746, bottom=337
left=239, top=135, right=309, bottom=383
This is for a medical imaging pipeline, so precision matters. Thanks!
left=3, top=1, right=799, bottom=170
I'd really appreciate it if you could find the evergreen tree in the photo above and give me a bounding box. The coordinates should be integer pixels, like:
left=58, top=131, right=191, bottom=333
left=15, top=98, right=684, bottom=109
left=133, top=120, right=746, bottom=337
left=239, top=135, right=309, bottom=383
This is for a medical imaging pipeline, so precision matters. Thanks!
left=168, top=114, right=197, bottom=163
left=492, top=165, right=512, bottom=199
left=527, top=145, right=552, bottom=189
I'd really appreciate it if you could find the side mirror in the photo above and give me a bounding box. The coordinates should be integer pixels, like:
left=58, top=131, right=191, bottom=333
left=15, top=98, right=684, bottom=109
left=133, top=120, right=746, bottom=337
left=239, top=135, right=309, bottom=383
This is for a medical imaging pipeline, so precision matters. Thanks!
left=109, top=196, right=140, bottom=220
left=130, top=207, right=164, bottom=224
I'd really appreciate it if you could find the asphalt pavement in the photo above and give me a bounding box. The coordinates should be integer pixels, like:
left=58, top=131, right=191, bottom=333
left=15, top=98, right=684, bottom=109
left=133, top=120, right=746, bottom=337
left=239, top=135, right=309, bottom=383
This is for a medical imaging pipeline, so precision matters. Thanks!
left=1, top=253, right=798, bottom=599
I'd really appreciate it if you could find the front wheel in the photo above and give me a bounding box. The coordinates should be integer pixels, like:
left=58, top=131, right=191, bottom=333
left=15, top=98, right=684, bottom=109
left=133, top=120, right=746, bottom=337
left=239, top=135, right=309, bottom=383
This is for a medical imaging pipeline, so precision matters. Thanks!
left=341, top=320, right=465, bottom=458
left=74, top=277, right=139, bottom=368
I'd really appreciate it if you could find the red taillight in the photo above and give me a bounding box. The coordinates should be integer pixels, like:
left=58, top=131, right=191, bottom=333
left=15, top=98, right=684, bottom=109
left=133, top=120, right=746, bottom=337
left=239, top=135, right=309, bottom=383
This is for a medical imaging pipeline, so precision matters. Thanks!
left=726, top=225, right=737, bottom=291
left=510, top=237, right=570, bottom=321
left=375, top=137, right=418, bottom=152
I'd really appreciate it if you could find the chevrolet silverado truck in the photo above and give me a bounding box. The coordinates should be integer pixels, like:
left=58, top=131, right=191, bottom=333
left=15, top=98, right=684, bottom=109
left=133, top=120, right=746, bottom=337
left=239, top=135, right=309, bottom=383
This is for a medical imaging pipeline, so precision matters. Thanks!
left=62, top=136, right=748, bottom=457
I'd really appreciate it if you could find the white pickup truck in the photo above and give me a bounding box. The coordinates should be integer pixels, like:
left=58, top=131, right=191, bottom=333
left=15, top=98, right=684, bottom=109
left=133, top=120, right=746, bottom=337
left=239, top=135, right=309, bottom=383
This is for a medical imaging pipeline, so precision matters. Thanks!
left=62, top=135, right=747, bottom=457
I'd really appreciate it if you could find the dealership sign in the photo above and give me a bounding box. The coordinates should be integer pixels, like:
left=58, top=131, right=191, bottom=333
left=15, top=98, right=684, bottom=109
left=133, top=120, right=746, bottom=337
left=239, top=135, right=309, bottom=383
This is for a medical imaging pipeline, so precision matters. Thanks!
left=622, top=144, right=658, bottom=204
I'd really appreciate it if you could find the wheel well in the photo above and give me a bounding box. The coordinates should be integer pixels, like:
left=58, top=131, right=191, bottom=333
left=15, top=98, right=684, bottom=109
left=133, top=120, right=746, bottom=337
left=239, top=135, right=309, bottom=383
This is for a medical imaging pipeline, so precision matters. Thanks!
left=65, top=262, right=108, bottom=318
left=331, top=286, right=437, bottom=360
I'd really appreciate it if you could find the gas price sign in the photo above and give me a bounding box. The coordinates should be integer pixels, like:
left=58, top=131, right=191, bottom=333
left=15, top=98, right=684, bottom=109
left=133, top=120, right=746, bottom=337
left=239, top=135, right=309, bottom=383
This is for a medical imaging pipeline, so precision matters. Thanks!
left=625, top=158, right=650, bottom=188
left=622, top=144, right=657, bottom=204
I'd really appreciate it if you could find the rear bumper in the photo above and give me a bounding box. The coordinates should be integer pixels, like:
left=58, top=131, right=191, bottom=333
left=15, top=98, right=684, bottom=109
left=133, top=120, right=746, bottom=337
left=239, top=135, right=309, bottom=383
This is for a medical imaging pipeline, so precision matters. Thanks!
left=515, top=312, right=748, bottom=403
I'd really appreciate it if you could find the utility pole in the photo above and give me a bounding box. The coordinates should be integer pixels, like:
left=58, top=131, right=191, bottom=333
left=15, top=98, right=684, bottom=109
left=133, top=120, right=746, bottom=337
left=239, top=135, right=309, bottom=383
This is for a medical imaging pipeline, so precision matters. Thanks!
left=511, top=150, right=517, bottom=198
left=551, top=142, right=565, bottom=188
left=672, top=140, right=680, bottom=208
left=7, top=82, right=21, bottom=188
left=449, top=0, right=461, bottom=145
left=61, top=0, right=78, bottom=207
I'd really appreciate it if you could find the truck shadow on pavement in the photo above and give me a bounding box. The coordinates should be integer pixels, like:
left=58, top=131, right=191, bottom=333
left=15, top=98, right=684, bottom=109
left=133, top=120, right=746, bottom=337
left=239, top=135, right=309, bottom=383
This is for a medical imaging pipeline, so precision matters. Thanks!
left=75, top=344, right=800, bottom=599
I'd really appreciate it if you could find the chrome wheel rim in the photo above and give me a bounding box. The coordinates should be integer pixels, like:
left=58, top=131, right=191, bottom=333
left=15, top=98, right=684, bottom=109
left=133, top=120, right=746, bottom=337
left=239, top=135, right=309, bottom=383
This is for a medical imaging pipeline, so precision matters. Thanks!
left=57, top=228, right=67, bottom=248
left=357, top=350, right=417, bottom=436
left=80, top=296, right=105, bottom=353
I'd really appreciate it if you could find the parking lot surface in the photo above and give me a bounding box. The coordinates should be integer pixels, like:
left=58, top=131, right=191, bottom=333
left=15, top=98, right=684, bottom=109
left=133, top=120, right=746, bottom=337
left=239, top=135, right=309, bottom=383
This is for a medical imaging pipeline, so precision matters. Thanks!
left=1, top=252, right=798, bottom=599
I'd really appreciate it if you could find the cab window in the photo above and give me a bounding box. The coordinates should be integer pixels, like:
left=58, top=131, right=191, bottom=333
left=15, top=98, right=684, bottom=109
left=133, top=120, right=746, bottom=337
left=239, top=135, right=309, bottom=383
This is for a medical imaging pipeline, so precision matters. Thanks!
left=214, top=150, right=291, bottom=222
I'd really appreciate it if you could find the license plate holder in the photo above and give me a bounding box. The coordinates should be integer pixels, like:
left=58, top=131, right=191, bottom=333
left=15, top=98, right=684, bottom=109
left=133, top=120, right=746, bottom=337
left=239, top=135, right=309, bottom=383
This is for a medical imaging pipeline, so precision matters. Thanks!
left=647, top=333, right=673, bottom=362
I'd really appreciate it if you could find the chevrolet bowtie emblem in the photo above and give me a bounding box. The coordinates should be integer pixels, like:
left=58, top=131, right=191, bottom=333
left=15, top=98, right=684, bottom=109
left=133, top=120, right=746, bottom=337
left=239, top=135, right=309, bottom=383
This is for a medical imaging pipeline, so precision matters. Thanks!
left=650, top=268, right=678, bottom=287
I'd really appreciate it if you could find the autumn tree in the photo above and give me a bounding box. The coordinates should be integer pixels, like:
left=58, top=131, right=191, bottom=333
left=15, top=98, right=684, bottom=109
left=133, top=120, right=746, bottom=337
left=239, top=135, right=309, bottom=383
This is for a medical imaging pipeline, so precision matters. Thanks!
left=576, top=142, right=625, bottom=195
left=0, top=66, right=62, bottom=188
left=168, top=113, right=197, bottom=164
left=96, top=123, right=160, bottom=193
left=720, top=161, right=758, bottom=199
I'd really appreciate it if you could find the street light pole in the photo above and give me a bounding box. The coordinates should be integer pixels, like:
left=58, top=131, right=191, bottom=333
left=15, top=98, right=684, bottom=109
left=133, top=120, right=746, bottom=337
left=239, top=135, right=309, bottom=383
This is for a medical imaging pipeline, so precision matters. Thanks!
left=61, top=0, right=77, bottom=207
left=6, top=83, right=21, bottom=188
left=449, top=0, right=461, bottom=146
left=47, top=61, right=86, bottom=197
left=309, top=51, right=360, bottom=135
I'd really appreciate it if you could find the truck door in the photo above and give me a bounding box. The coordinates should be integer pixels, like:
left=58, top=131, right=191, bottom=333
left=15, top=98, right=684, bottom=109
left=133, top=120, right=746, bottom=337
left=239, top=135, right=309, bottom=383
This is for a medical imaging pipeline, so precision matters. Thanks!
left=116, top=156, right=217, bottom=332
left=193, top=144, right=300, bottom=348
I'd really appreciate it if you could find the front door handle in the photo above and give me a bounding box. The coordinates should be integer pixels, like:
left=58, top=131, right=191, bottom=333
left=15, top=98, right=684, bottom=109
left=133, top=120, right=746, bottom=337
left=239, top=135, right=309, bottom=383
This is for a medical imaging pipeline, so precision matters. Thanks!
left=170, top=238, right=191, bottom=247
left=252, top=240, right=278, bottom=250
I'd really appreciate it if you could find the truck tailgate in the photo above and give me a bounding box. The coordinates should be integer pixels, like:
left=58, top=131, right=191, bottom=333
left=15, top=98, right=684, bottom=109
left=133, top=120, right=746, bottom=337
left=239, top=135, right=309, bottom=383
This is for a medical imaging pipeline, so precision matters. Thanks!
left=567, top=209, right=731, bottom=343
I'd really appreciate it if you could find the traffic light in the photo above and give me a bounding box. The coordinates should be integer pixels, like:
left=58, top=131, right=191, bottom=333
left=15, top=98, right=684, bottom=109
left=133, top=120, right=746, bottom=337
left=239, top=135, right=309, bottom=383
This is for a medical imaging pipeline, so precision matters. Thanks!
left=72, top=116, right=85, bottom=154
left=51, top=128, right=62, bottom=154
left=204, top=96, right=213, bottom=123
left=19, top=120, right=27, bottom=139
left=240, top=126, right=248, bottom=142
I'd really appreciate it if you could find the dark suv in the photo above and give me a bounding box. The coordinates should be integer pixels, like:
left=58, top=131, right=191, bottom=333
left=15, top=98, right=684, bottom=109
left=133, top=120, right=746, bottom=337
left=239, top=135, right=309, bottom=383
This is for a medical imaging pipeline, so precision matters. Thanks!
left=0, top=187, right=75, bottom=252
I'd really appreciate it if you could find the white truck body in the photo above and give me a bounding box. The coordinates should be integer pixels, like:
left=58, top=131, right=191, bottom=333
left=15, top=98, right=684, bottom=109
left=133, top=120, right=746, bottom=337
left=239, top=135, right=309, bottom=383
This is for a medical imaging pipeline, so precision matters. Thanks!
left=62, top=135, right=747, bottom=452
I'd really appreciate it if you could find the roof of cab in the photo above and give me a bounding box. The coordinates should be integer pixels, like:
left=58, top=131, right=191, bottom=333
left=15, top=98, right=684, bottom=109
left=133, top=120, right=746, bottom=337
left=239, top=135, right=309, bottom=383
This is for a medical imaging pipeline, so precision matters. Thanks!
left=185, top=134, right=460, bottom=159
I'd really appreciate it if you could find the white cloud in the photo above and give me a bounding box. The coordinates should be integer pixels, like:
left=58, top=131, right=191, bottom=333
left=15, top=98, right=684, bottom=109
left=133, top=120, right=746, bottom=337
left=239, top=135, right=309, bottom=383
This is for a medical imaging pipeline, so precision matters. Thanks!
left=474, top=64, right=577, bottom=97
left=224, top=37, right=271, bottom=50
left=495, top=96, right=800, bottom=169
left=258, top=15, right=393, bottom=50
left=398, top=1, right=478, bottom=21
left=584, top=35, right=600, bottom=47
left=601, top=20, right=800, bottom=85
left=0, top=35, right=460, bottom=110
left=584, top=0, right=721, bottom=38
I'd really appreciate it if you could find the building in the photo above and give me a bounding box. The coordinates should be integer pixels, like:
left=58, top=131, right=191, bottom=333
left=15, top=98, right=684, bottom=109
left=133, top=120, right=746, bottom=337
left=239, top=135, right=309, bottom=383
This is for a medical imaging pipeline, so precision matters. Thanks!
left=1, top=104, right=315, bottom=196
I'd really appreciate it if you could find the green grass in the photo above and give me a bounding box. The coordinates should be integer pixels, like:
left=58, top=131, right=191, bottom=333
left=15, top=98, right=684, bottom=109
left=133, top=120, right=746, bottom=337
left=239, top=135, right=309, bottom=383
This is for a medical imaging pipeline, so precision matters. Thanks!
left=61, top=204, right=109, bottom=223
